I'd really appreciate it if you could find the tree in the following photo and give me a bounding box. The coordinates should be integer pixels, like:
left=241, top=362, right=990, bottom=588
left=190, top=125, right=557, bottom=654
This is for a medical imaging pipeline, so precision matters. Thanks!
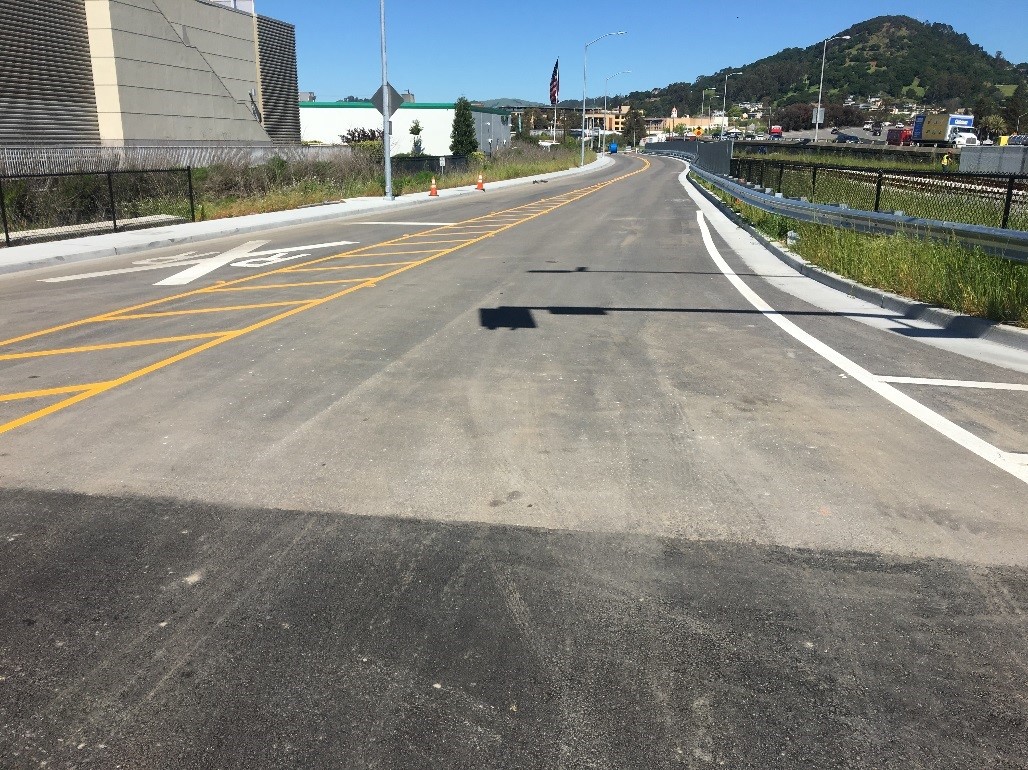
left=622, top=109, right=646, bottom=145
left=1002, top=83, right=1028, bottom=133
left=450, top=97, right=478, bottom=156
left=409, top=119, right=423, bottom=155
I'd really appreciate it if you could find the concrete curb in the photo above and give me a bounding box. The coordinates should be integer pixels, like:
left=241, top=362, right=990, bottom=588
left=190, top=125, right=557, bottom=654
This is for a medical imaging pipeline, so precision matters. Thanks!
left=685, top=171, right=1028, bottom=354
left=0, top=155, right=616, bottom=277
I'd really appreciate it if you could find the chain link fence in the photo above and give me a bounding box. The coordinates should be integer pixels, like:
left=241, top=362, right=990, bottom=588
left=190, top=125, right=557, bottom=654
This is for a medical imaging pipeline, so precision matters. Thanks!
left=0, top=145, right=352, bottom=177
left=1, top=168, right=195, bottom=247
left=730, top=158, right=1028, bottom=231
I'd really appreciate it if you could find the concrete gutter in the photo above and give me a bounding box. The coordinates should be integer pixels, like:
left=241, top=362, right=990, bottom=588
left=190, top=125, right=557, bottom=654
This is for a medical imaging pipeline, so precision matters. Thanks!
left=0, top=156, right=615, bottom=277
left=683, top=163, right=1028, bottom=354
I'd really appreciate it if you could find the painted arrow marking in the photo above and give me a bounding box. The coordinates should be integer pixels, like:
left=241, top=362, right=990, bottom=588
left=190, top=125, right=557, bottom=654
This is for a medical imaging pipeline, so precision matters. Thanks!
left=39, top=240, right=357, bottom=285
left=153, top=241, right=269, bottom=286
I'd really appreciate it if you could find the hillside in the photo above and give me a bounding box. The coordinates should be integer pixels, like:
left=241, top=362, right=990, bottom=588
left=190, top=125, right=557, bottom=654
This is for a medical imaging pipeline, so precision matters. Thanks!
left=614, top=16, right=1027, bottom=117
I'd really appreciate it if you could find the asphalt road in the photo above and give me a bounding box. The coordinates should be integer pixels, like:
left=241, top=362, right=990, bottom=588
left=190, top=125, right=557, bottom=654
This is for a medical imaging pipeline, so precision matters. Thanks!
left=1, top=154, right=1026, bottom=768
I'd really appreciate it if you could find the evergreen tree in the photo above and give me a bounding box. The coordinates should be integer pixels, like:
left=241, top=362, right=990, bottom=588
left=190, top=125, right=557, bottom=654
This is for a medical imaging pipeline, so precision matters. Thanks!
left=450, top=97, right=479, bottom=156
left=1002, top=83, right=1028, bottom=133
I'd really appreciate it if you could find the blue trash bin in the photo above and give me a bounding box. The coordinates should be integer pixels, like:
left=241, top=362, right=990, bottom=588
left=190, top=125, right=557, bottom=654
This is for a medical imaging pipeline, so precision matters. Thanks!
left=609, top=142, right=618, bottom=153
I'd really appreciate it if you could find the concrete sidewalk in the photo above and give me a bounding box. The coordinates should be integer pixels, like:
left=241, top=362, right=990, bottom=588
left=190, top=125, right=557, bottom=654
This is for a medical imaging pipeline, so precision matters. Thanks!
left=0, top=156, right=615, bottom=276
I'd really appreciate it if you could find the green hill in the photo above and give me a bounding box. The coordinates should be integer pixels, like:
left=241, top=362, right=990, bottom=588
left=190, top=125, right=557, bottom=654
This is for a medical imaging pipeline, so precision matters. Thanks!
left=615, top=16, right=1027, bottom=117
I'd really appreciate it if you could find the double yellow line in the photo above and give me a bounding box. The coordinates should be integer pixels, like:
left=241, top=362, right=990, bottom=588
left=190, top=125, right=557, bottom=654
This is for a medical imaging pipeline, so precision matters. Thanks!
left=0, top=158, right=650, bottom=435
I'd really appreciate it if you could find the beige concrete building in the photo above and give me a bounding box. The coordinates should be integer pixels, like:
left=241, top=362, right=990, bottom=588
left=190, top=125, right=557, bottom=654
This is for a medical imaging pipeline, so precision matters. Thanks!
left=0, top=0, right=299, bottom=147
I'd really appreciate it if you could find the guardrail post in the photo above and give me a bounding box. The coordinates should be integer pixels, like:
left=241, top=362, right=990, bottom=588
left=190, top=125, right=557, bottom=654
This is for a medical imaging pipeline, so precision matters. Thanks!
left=186, top=166, right=196, bottom=222
left=106, top=171, right=118, bottom=232
left=873, top=171, right=884, bottom=212
left=0, top=177, right=10, bottom=247
left=1001, top=175, right=1015, bottom=229
left=811, top=166, right=818, bottom=203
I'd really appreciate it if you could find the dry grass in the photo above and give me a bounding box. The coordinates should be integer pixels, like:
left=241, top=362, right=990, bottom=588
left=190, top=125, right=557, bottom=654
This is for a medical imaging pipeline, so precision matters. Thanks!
left=197, top=143, right=593, bottom=220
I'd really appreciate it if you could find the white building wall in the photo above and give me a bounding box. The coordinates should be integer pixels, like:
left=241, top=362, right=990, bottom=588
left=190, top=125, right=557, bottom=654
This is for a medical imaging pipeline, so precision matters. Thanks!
left=300, top=104, right=511, bottom=156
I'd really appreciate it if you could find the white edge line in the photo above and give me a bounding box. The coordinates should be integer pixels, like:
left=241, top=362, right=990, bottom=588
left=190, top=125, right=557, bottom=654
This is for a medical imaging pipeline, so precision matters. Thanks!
left=877, top=376, right=1028, bottom=392
left=357, top=221, right=456, bottom=226
left=692, top=207, right=1028, bottom=486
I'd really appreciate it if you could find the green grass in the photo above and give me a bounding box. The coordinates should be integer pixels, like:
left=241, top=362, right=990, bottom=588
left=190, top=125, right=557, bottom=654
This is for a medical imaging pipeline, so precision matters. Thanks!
left=734, top=150, right=938, bottom=172
left=737, top=162, right=1028, bottom=232
left=694, top=175, right=1028, bottom=328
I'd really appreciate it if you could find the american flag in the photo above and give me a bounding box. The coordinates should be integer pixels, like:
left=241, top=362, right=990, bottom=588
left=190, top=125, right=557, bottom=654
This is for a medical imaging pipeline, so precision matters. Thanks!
left=549, top=59, right=559, bottom=106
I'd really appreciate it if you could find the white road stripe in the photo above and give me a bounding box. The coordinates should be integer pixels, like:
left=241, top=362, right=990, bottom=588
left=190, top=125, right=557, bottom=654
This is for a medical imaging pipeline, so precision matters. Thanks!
left=693, top=210, right=1028, bottom=486
left=878, top=376, right=1028, bottom=392
left=40, top=254, right=212, bottom=282
left=240, top=240, right=357, bottom=256
left=356, top=221, right=456, bottom=226
left=154, top=241, right=268, bottom=286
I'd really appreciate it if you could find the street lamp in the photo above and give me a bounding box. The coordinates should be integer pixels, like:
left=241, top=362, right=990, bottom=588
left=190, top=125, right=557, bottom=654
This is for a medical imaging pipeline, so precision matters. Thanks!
left=721, top=72, right=741, bottom=139
left=602, top=70, right=630, bottom=153
left=815, top=34, right=851, bottom=143
left=700, top=88, right=716, bottom=136
left=1017, top=110, right=1028, bottom=133
left=581, top=31, right=627, bottom=167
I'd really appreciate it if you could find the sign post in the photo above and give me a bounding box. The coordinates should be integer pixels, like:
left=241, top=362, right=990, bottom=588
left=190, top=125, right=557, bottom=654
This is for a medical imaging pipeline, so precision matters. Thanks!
left=377, top=1, right=397, bottom=200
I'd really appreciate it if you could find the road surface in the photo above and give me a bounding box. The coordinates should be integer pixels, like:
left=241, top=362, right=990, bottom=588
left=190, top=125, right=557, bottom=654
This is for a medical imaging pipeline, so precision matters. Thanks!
left=1, top=154, right=1026, bottom=768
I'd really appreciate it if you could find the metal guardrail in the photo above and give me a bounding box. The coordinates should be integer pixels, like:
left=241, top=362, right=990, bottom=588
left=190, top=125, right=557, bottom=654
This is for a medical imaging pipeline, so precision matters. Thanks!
left=730, top=157, right=1027, bottom=231
left=644, top=148, right=1028, bottom=264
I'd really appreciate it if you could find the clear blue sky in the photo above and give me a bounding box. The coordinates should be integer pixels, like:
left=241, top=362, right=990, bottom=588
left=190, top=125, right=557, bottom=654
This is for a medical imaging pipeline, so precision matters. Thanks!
left=256, top=1, right=1028, bottom=104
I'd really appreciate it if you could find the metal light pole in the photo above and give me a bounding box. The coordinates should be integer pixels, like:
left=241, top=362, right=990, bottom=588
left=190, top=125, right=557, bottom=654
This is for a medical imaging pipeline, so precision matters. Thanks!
left=581, top=31, right=626, bottom=167
left=815, top=34, right=850, bottom=143
left=601, top=70, right=629, bottom=154
left=721, top=72, right=741, bottom=139
left=379, top=0, right=392, bottom=200
left=700, top=88, right=715, bottom=136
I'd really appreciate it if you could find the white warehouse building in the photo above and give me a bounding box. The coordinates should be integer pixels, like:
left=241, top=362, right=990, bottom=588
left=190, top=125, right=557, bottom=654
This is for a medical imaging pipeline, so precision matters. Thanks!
left=300, top=102, right=511, bottom=156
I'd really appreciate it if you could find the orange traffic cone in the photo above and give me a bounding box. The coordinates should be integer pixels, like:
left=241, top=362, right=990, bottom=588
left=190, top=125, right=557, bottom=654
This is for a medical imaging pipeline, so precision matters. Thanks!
left=476, top=173, right=485, bottom=191
left=429, top=177, right=438, bottom=196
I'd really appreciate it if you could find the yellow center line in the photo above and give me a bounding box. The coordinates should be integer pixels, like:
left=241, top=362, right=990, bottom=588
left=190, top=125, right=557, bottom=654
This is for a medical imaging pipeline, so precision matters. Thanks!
left=0, top=332, right=230, bottom=362
left=0, top=158, right=651, bottom=435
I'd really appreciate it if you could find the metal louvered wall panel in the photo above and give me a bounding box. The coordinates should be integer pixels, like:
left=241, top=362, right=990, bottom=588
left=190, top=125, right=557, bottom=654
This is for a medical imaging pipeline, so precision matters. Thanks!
left=0, top=0, right=101, bottom=146
left=256, top=15, right=300, bottom=145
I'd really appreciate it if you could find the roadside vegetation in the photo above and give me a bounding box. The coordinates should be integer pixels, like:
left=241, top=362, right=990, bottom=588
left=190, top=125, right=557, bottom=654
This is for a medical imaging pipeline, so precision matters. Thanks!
left=693, top=176, right=1028, bottom=328
left=733, top=149, right=942, bottom=172
left=194, top=142, right=594, bottom=220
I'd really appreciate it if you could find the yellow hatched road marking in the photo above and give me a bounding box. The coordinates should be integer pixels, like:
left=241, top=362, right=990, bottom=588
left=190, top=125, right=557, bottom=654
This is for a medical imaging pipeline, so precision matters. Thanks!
left=0, top=333, right=230, bottom=362
left=203, top=279, right=369, bottom=292
left=284, top=262, right=415, bottom=272
left=0, top=157, right=651, bottom=434
left=109, top=301, right=307, bottom=320
left=0, top=382, right=115, bottom=403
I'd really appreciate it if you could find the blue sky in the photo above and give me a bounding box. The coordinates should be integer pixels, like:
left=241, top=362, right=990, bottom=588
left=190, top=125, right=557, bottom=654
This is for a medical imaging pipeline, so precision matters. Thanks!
left=256, top=1, right=1028, bottom=104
